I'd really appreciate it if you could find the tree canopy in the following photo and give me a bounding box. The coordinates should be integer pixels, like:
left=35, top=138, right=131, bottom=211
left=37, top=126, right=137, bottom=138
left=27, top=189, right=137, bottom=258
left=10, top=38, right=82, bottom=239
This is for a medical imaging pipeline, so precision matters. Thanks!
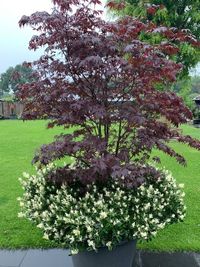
left=109, top=0, right=200, bottom=77
left=19, top=0, right=200, bottom=187
left=173, top=75, right=200, bottom=112
left=0, top=64, right=34, bottom=97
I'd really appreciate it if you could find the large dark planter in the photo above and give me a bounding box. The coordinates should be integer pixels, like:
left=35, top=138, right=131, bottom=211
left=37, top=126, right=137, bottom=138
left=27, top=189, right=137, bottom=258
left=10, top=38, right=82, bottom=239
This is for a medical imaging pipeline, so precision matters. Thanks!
left=72, top=240, right=137, bottom=267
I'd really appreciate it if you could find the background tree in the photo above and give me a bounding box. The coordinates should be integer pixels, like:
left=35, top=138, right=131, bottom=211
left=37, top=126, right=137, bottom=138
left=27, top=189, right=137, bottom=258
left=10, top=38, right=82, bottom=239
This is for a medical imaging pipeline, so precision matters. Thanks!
left=108, top=0, right=200, bottom=113
left=109, top=0, right=200, bottom=77
left=0, top=64, right=34, bottom=97
left=119, top=0, right=200, bottom=37
left=173, top=75, right=200, bottom=113
left=173, top=78, right=193, bottom=110
left=109, top=0, right=200, bottom=76
left=19, top=0, right=200, bottom=187
left=190, top=75, right=200, bottom=95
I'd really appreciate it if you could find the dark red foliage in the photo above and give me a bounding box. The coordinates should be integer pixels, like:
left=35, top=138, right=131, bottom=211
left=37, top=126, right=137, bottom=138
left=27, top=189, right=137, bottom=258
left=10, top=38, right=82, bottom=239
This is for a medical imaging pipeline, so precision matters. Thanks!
left=19, top=0, right=200, bottom=187
left=147, top=6, right=157, bottom=15
left=107, top=1, right=126, bottom=10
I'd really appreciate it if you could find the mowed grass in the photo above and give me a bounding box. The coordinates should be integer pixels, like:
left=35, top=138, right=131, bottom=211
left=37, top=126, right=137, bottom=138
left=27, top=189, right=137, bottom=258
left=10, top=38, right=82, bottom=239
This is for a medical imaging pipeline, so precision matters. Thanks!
left=0, top=120, right=67, bottom=249
left=0, top=121, right=200, bottom=251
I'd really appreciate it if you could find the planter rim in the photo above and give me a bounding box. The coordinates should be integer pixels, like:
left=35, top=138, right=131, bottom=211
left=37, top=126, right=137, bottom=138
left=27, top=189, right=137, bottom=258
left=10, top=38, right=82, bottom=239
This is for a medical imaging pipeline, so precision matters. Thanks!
left=71, top=239, right=137, bottom=254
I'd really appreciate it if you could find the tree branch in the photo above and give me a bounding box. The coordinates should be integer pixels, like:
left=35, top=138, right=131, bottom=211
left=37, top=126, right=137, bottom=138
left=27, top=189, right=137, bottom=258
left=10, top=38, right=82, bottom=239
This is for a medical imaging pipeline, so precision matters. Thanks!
left=115, top=119, right=122, bottom=156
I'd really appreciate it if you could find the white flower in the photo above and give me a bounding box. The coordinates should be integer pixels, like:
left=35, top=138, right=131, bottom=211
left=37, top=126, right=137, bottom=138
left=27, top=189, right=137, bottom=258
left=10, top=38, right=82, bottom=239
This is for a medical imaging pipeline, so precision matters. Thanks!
left=125, top=216, right=129, bottom=221
left=144, top=203, right=150, bottom=210
left=100, top=211, right=108, bottom=219
left=71, top=248, right=79, bottom=255
left=179, top=183, right=184, bottom=189
left=86, top=226, right=93, bottom=232
left=105, top=191, right=110, bottom=197
left=153, top=218, right=159, bottom=224
left=39, top=185, right=45, bottom=191
left=151, top=231, right=157, bottom=236
left=140, top=232, right=147, bottom=238
left=33, top=211, right=39, bottom=217
left=22, top=172, right=30, bottom=178
left=43, top=233, right=49, bottom=240
left=132, top=222, right=135, bottom=228
left=85, top=192, right=90, bottom=199
left=158, top=223, right=165, bottom=229
left=73, top=229, right=81, bottom=237
left=70, top=236, right=75, bottom=242
left=106, top=241, right=112, bottom=248
left=140, top=185, right=145, bottom=191
left=88, top=240, right=96, bottom=250
left=18, top=212, right=24, bottom=218
left=19, top=202, right=24, bottom=207
left=96, top=200, right=103, bottom=206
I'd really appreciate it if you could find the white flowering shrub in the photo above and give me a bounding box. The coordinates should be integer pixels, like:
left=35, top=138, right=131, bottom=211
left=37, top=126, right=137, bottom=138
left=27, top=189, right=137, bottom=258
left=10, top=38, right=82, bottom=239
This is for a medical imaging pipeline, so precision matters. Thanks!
left=18, top=164, right=185, bottom=254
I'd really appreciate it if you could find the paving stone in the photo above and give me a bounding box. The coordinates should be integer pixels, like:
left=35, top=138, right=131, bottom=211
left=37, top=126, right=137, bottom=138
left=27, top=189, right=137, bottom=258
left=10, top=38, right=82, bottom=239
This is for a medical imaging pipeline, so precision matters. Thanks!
left=194, top=253, right=200, bottom=266
left=20, top=249, right=72, bottom=267
left=0, top=250, right=27, bottom=267
left=134, top=251, right=200, bottom=267
left=1, top=249, right=200, bottom=267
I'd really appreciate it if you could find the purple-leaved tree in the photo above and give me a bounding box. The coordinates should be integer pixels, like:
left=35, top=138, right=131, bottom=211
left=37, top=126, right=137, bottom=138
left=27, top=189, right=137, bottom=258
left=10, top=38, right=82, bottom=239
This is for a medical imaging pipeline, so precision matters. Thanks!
left=19, top=0, right=200, bottom=188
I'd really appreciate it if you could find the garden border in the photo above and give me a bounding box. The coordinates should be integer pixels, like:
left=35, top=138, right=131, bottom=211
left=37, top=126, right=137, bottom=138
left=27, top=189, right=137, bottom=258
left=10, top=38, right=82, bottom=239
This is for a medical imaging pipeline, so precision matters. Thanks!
left=0, top=249, right=200, bottom=267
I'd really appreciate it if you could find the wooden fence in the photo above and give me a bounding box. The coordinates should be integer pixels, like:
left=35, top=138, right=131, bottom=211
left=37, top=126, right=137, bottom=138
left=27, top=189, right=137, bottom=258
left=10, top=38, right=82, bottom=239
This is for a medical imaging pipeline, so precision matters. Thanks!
left=0, top=101, right=24, bottom=119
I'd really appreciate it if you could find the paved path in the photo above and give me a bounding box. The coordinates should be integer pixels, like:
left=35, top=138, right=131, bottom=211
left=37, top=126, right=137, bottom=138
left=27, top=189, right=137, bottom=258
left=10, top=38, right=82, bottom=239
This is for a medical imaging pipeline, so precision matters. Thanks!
left=0, top=249, right=72, bottom=267
left=1, top=249, right=200, bottom=267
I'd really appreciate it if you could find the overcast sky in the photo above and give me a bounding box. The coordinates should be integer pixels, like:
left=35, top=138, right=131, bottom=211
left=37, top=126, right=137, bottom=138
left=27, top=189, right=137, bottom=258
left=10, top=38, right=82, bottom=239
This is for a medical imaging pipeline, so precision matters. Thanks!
left=0, top=0, right=199, bottom=75
left=0, top=0, right=53, bottom=74
left=0, top=0, right=109, bottom=74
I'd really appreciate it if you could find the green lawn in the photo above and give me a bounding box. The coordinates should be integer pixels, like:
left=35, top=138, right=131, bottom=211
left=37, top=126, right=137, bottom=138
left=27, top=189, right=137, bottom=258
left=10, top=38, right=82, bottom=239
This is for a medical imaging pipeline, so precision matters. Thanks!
left=0, top=120, right=200, bottom=251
